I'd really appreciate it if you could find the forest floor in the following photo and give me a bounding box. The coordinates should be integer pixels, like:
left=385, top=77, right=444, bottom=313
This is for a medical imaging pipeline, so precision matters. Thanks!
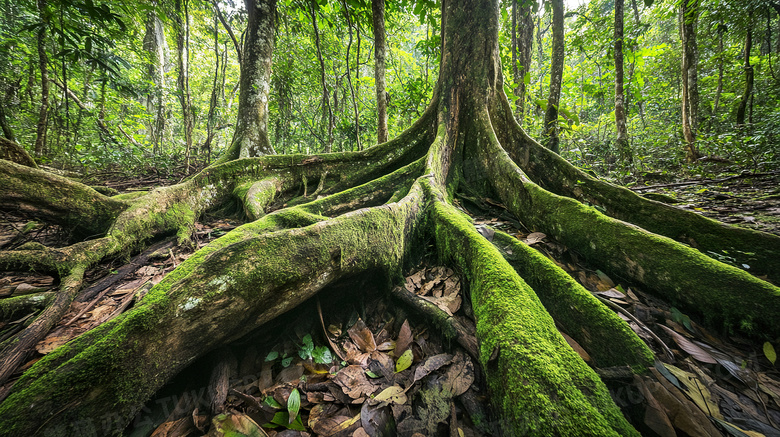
left=1, top=170, right=780, bottom=436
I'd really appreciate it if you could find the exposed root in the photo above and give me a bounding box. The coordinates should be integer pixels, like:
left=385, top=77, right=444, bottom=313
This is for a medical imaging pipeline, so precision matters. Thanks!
left=0, top=266, right=85, bottom=387
left=490, top=96, right=780, bottom=282
left=480, top=104, right=780, bottom=339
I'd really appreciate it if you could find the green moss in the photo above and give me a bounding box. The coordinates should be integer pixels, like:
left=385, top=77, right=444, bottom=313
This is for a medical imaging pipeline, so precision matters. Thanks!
left=491, top=230, right=653, bottom=370
left=431, top=200, right=639, bottom=436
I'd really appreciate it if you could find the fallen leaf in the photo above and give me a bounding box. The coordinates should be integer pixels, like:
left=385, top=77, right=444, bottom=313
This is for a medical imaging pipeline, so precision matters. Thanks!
left=442, top=352, right=475, bottom=397
left=395, top=320, right=413, bottom=357
left=334, top=365, right=376, bottom=401
left=361, top=403, right=395, bottom=437
left=211, top=412, right=269, bottom=437
left=633, top=375, right=676, bottom=437
left=395, top=349, right=413, bottom=373
left=523, top=232, right=546, bottom=245
left=763, top=342, right=776, bottom=365
left=559, top=330, right=591, bottom=363
left=663, top=364, right=722, bottom=420
left=658, top=325, right=717, bottom=364
left=373, top=385, right=408, bottom=405
left=413, top=354, right=453, bottom=384
left=348, top=319, right=377, bottom=353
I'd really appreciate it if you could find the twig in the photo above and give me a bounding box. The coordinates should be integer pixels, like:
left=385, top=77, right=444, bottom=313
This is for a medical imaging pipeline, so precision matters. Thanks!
left=594, top=295, right=675, bottom=362
left=317, top=298, right=346, bottom=361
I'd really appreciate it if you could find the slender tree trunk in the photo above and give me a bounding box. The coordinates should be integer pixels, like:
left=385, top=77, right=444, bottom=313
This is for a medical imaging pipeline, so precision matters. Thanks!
left=737, top=24, right=753, bottom=126
left=34, top=0, right=49, bottom=157
left=224, top=0, right=277, bottom=160
left=143, top=12, right=167, bottom=155
left=627, top=0, right=646, bottom=128
left=544, top=0, right=564, bottom=154
left=513, top=0, right=533, bottom=124
left=310, top=2, right=334, bottom=152
left=614, top=0, right=631, bottom=163
left=372, top=0, right=388, bottom=144
left=0, top=104, right=14, bottom=142
left=680, top=0, right=700, bottom=162
left=176, top=0, right=194, bottom=169
left=212, top=0, right=242, bottom=65
left=713, top=22, right=725, bottom=122
left=204, top=13, right=221, bottom=163
left=342, top=0, right=361, bottom=151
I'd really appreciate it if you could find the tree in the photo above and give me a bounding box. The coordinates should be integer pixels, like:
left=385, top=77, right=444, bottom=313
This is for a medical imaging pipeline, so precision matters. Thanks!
left=372, top=0, right=388, bottom=144
left=2, top=0, right=780, bottom=435
left=175, top=0, right=195, bottom=168
left=736, top=16, right=754, bottom=126
left=34, top=0, right=50, bottom=157
left=614, top=0, right=631, bottom=163
left=512, top=0, right=534, bottom=123
left=222, top=0, right=277, bottom=160
left=142, top=10, right=168, bottom=155
left=680, top=0, right=700, bottom=162
left=543, top=0, right=564, bottom=153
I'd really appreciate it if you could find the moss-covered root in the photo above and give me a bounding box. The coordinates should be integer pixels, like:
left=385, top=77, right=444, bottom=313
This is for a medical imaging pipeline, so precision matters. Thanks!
left=234, top=178, right=281, bottom=220
left=490, top=230, right=653, bottom=369
left=490, top=97, right=780, bottom=282
left=478, top=121, right=780, bottom=339
left=432, top=202, right=638, bottom=437
left=0, top=293, right=54, bottom=323
left=0, top=159, right=127, bottom=238
left=0, top=266, right=85, bottom=386
left=0, top=193, right=424, bottom=436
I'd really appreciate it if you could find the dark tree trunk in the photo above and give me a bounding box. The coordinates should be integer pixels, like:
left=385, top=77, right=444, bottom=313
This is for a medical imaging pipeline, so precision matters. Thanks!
left=543, top=0, right=564, bottom=154
left=614, top=0, right=631, bottom=163
left=310, top=1, right=335, bottom=153
left=737, top=24, right=753, bottom=126
left=176, top=0, right=194, bottom=169
left=34, top=0, right=49, bottom=157
left=713, top=21, right=725, bottom=120
left=222, top=0, right=277, bottom=161
left=512, top=0, right=534, bottom=124
left=680, top=0, right=700, bottom=162
left=372, top=0, right=388, bottom=144
left=342, top=0, right=362, bottom=150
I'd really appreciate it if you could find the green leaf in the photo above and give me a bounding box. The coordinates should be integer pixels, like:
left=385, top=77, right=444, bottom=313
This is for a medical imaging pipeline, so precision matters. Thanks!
left=263, top=396, right=283, bottom=409
left=265, top=351, right=279, bottom=361
left=764, top=342, right=777, bottom=365
left=267, top=412, right=306, bottom=431
left=281, top=356, right=293, bottom=367
left=643, top=0, right=653, bottom=7
left=312, top=346, right=332, bottom=364
left=395, top=349, right=413, bottom=373
left=523, top=72, right=531, bottom=85
left=287, top=389, right=301, bottom=424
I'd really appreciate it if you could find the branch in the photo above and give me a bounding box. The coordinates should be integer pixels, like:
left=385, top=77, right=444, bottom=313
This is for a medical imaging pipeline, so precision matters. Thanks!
left=212, top=0, right=242, bottom=65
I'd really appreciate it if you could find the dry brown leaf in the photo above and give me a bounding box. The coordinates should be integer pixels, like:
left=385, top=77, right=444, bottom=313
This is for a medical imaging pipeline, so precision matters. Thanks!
left=648, top=368, right=722, bottom=436
left=559, top=330, right=591, bottom=363
left=663, top=363, right=722, bottom=420
left=334, top=365, right=376, bottom=401
left=442, top=352, right=475, bottom=397
left=593, top=288, right=625, bottom=299
left=348, top=319, right=376, bottom=354
left=658, top=325, right=717, bottom=364
left=395, top=320, right=413, bottom=357
left=634, top=375, right=677, bottom=437
left=413, top=354, right=453, bottom=384
left=313, top=414, right=360, bottom=437
left=150, top=417, right=195, bottom=437
left=523, top=232, right=546, bottom=245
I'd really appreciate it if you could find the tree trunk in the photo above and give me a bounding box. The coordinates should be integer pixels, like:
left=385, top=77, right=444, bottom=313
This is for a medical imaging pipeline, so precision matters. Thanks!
left=372, top=0, right=388, bottom=144
left=544, top=0, right=564, bottom=154
left=614, top=0, right=631, bottom=163
left=222, top=0, right=277, bottom=161
left=2, top=1, right=780, bottom=436
left=342, top=0, right=362, bottom=151
left=34, top=0, right=49, bottom=158
left=737, top=24, right=753, bottom=126
left=512, top=0, right=534, bottom=124
left=143, top=12, right=167, bottom=155
left=176, top=0, right=194, bottom=169
left=713, top=21, right=725, bottom=120
left=310, top=1, right=335, bottom=153
left=680, top=0, right=700, bottom=162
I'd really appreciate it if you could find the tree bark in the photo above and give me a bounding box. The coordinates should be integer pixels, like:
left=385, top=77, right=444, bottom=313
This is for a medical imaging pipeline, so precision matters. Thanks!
left=372, top=0, right=388, bottom=144
left=512, top=0, right=534, bottom=124
left=222, top=0, right=277, bottom=161
left=680, top=0, right=700, bottom=162
left=342, top=0, right=362, bottom=151
left=142, top=12, right=167, bottom=155
left=544, top=0, right=564, bottom=154
left=310, top=1, right=335, bottom=153
left=614, top=0, right=631, bottom=163
left=737, top=24, right=753, bottom=126
left=176, top=0, right=194, bottom=169
left=34, top=0, right=49, bottom=158
left=713, top=21, right=725, bottom=120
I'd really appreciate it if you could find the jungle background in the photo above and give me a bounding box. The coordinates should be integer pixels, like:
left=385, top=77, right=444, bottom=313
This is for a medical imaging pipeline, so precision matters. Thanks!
left=2, top=0, right=779, bottom=184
